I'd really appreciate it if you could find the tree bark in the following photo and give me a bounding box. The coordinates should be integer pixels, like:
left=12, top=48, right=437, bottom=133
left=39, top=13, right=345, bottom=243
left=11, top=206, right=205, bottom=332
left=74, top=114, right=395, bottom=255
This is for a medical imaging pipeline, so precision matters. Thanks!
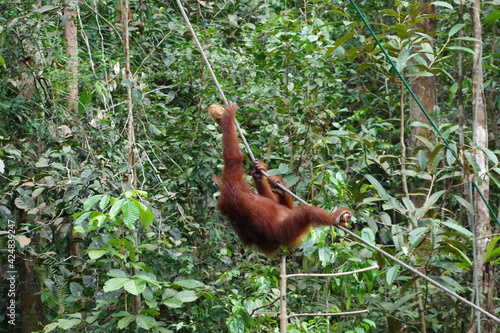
left=120, top=0, right=141, bottom=315
left=466, top=1, right=496, bottom=332
left=408, top=3, right=437, bottom=153
left=19, top=260, right=43, bottom=333
left=63, top=0, right=79, bottom=113
left=408, top=5, right=437, bottom=331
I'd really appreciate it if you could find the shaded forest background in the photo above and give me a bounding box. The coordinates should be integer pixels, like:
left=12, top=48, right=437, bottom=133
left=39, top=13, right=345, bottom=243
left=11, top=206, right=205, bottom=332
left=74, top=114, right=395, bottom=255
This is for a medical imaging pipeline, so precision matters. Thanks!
left=0, top=0, right=499, bottom=332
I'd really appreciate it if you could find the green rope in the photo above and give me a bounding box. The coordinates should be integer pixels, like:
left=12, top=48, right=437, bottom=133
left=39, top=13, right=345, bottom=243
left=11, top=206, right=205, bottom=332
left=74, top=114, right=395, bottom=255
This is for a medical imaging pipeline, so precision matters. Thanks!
left=348, top=0, right=500, bottom=227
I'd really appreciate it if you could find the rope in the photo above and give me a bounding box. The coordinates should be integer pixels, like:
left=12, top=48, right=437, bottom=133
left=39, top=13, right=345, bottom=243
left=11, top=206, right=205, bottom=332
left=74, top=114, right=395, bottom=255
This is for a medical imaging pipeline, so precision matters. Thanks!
left=348, top=0, right=500, bottom=227
left=174, top=0, right=499, bottom=324
left=173, top=0, right=254, bottom=160
left=175, top=0, right=309, bottom=205
left=338, top=225, right=500, bottom=324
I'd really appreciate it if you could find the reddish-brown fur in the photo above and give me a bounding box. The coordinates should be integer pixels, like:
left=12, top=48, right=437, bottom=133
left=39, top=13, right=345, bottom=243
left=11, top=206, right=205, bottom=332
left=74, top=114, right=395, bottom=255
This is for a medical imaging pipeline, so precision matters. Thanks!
left=216, top=102, right=352, bottom=256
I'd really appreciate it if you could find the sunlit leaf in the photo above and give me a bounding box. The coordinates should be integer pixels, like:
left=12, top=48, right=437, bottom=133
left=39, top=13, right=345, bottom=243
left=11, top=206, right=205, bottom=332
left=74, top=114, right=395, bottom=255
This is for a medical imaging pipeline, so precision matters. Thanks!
left=431, top=1, right=453, bottom=10
left=163, top=297, right=183, bottom=308
left=103, top=278, right=129, bottom=292
left=87, top=249, right=108, bottom=260
left=109, top=198, right=125, bottom=219
left=439, top=220, right=473, bottom=239
left=124, top=278, right=146, bottom=295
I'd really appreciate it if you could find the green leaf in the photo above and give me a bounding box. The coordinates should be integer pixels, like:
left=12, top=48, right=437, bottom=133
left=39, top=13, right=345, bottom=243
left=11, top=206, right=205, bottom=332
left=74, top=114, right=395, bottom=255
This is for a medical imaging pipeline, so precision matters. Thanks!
left=324, top=32, right=354, bottom=58
left=87, top=249, right=108, bottom=260
left=122, top=199, right=140, bottom=228
left=131, top=88, right=143, bottom=104
left=485, top=236, right=500, bottom=263
left=386, top=265, right=400, bottom=286
left=365, top=174, right=390, bottom=200
left=43, top=322, right=59, bottom=332
left=361, top=227, right=375, bottom=244
left=439, top=220, right=473, bottom=239
left=381, top=9, right=399, bottom=18
left=417, top=149, right=427, bottom=171
left=34, top=5, right=57, bottom=13
left=228, top=314, right=246, bottom=333
left=427, top=144, right=445, bottom=173
left=117, top=315, right=136, bottom=329
left=89, top=214, right=108, bottom=229
left=133, top=200, right=154, bottom=229
left=74, top=211, right=92, bottom=226
left=134, top=274, right=161, bottom=287
left=396, top=48, right=410, bottom=72
left=392, top=225, right=404, bottom=251
left=174, top=279, right=206, bottom=289
left=135, top=314, right=156, bottom=330
left=448, top=23, right=465, bottom=37
left=452, top=195, right=475, bottom=216
left=108, top=269, right=128, bottom=277
left=484, top=8, right=500, bottom=24
left=99, top=195, right=111, bottom=210
left=475, top=145, right=499, bottom=165
left=124, top=278, right=146, bottom=295
left=446, top=145, right=458, bottom=166
left=362, top=318, right=377, bottom=328
left=464, top=151, right=481, bottom=179
left=447, top=244, right=473, bottom=268
left=401, top=198, right=416, bottom=215
left=110, top=198, right=125, bottom=219
left=453, top=36, right=482, bottom=43
left=175, top=290, right=198, bottom=303
left=79, top=89, right=93, bottom=113
left=447, top=46, right=476, bottom=56
left=163, top=297, right=183, bottom=308
left=408, top=227, right=428, bottom=249
left=103, top=277, right=129, bottom=292
left=122, top=79, right=134, bottom=88
left=83, top=195, right=103, bottom=211
left=56, top=318, right=81, bottom=330
left=15, top=196, right=34, bottom=210
left=431, top=1, right=453, bottom=10
left=416, top=190, right=445, bottom=218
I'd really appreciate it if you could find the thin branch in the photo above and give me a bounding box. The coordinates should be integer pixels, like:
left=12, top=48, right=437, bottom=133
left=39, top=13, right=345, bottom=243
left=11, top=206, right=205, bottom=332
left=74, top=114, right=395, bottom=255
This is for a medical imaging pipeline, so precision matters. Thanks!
left=249, top=297, right=279, bottom=316
left=288, top=309, right=369, bottom=319
left=81, top=0, right=123, bottom=43
left=286, top=265, right=379, bottom=278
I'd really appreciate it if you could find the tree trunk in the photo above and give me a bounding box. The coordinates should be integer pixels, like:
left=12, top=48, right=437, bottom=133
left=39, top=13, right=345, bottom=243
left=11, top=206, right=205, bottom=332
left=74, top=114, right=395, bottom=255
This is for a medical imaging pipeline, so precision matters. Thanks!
left=466, top=1, right=496, bottom=332
left=408, top=3, right=437, bottom=153
left=63, top=0, right=79, bottom=113
left=120, top=0, right=141, bottom=315
left=408, top=5, right=437, bottom=332
left=409, top=76, right=437, bottom=150
left=19, top=257, right=43, bottom=332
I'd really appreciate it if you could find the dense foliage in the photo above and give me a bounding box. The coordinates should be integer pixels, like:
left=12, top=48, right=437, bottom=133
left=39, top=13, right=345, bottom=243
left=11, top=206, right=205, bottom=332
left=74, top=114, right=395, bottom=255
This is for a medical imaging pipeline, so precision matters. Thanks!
left=0, top=1, right=498, bottom=332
